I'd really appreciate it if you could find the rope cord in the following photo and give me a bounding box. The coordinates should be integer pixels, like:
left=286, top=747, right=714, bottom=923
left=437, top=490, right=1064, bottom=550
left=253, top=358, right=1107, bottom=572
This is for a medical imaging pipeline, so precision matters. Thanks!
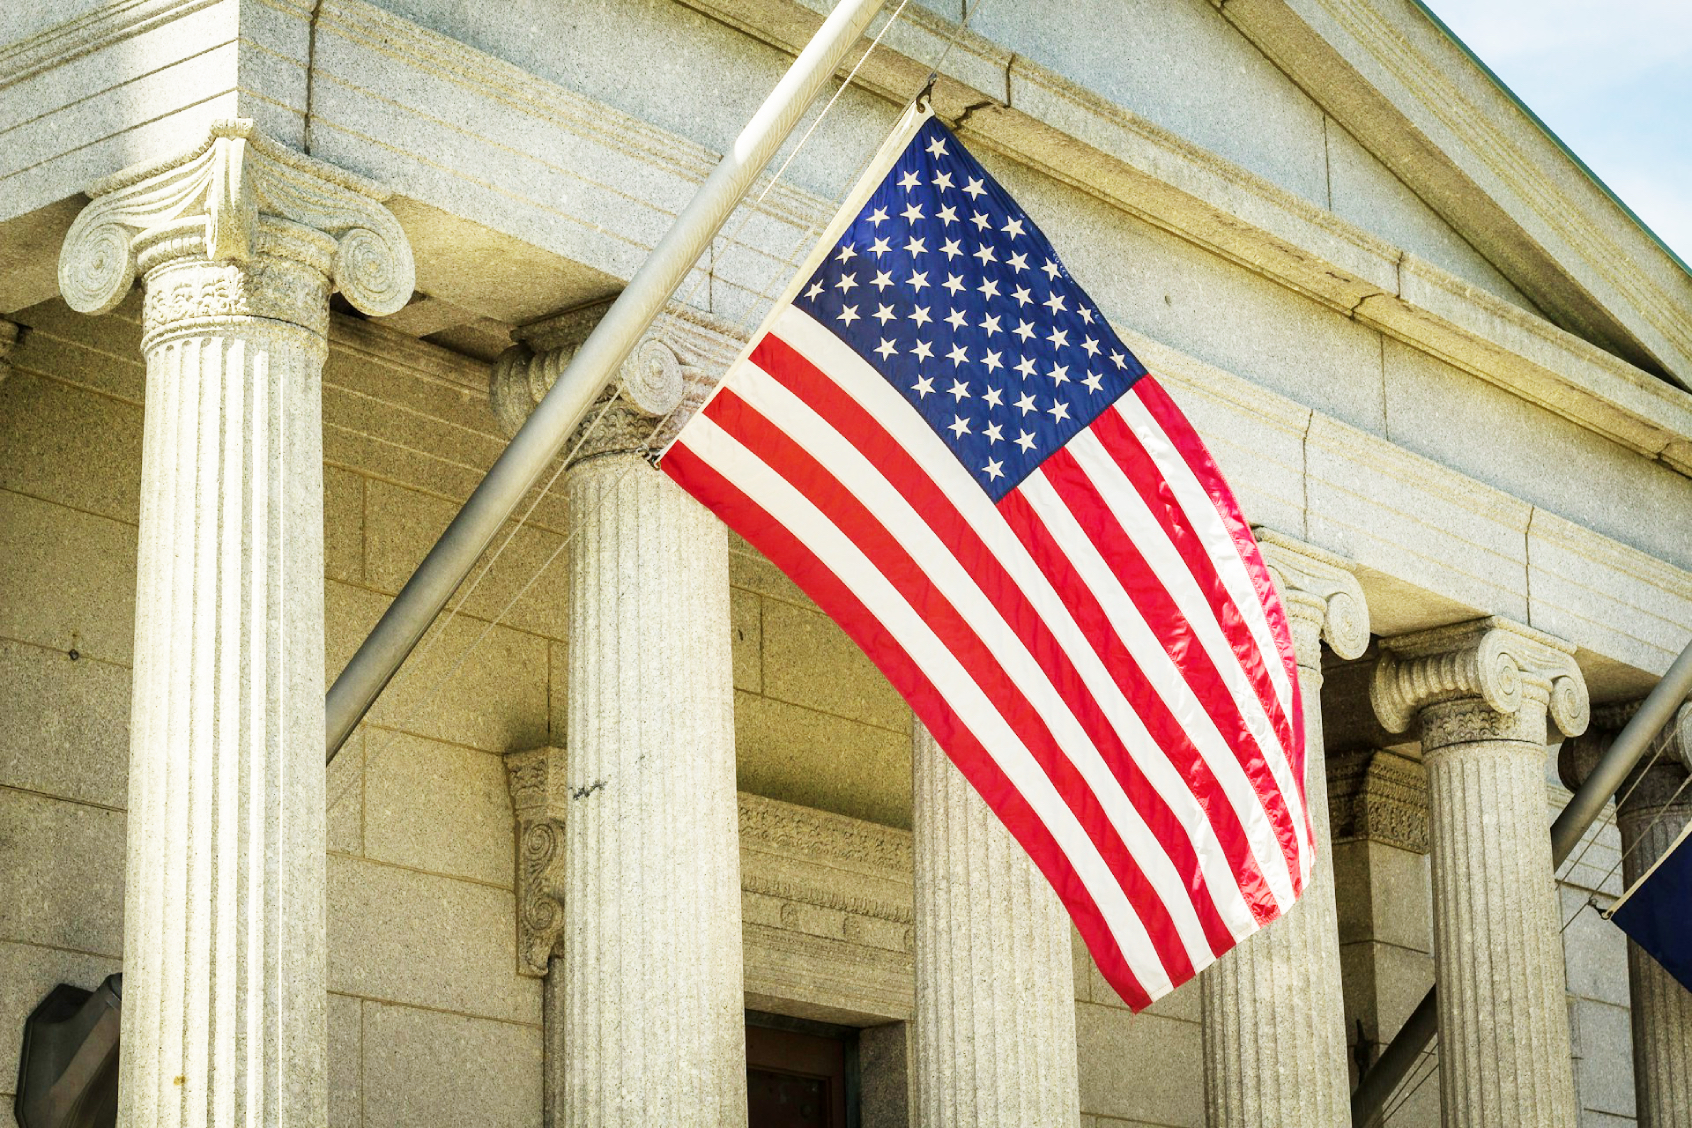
left=1380, top=1045, right=1440, bottom=1124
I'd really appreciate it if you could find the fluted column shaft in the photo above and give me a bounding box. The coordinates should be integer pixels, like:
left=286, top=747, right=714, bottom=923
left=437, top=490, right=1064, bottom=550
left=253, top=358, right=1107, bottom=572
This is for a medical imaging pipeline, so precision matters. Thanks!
left=57, top=121, right=412, bottom=1128
left=1373, top=617, right=1587, bottom=1128
left=1202, top=533, right=1363, bottom=1127
left=561, top=451, right=746, bottom=1126
left=913, top=723, right=1079, bottom=1128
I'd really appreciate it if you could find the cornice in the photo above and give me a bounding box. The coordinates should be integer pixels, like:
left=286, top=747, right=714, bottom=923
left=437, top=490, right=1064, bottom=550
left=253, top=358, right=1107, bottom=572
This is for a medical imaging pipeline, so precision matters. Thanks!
left=0, top=0, right=223, bottom=92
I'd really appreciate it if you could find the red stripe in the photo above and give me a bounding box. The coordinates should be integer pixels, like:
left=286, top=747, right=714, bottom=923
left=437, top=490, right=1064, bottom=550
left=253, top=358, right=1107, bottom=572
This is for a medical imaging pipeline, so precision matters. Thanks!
left=1037, top=446, right=1301, bottom=891
left=1087, top=408, right=1296, bottom=762
left=1129, top=381, right=1307, bottom=829
left=661, top=440, right=1157, bottom=1010
left=749, top=332, right=1271, bottom=942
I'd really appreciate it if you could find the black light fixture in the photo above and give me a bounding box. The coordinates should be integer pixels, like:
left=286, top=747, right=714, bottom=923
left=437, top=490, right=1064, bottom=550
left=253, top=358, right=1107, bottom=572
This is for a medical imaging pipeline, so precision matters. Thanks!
left=14, top=974, right=122, bottom=1128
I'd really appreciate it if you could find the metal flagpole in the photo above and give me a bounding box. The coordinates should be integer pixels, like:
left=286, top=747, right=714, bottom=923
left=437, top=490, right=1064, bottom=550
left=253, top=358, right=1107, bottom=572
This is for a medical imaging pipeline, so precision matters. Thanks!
left=323, top=0, right=891, bottom=760
left=1351, top=635, right=1692, bottom=1127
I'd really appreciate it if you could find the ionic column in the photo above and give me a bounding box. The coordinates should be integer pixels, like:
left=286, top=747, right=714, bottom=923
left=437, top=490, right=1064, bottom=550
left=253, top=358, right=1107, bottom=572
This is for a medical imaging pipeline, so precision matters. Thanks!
left=1372, top=617, right=1588, bottom=1128
left=56, top=121, right=413, bottom=1126
left=912, top=723, right=1079, bottom=1128
left=1560, top=702, right=1692, bottom=1127
left=1201, top=532, right=1366, bottom=1127
left=493, top=309, right=746, bottom=1126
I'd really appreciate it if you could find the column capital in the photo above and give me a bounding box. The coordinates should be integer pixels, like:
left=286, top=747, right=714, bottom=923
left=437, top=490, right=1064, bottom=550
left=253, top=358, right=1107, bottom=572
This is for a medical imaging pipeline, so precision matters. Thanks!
left=1328, top=748, right=1431, bottom=853
left=504, top=746, right=569, bottom=978
left=1371, top=616, right=1589, bottom=749
left=1559, top=699, right=1692, bottom=814
left=488, top=299, right=743, bottom=457
left=58, top=119, right=414, bottom=333
left=1254, top=529, right=1369, bottom=671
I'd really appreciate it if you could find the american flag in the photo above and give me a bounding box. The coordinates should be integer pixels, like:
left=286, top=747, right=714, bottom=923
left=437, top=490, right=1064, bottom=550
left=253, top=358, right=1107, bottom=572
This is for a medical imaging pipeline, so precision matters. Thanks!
left=661, top=108, right=1310, bottom=1009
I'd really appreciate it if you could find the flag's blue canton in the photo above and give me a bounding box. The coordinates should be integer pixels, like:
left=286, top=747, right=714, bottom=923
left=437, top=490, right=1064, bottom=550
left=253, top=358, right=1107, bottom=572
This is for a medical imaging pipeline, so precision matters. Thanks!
left=792, top=117, right=1148, bottom=502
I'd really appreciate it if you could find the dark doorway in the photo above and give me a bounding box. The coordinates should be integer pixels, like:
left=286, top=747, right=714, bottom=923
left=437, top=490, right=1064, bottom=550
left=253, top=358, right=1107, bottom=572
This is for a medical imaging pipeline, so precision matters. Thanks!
left=745, top=1012, right=859, bottom=1128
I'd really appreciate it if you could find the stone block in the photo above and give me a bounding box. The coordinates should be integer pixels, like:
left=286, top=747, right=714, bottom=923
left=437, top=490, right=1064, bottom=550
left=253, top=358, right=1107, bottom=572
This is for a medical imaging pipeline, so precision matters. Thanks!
left=327, top=853, right=539, bottom=1024
left=0, top=489, right=137, bottom=665
left=1338, top=940, right=1434, bottom=1044
left=1075, top=1002, right=1201, bottom=1126
left=731, top=586, right=762, bottom=693
left=324, top=465, right=365, bottom=585
left=360, top=1001, right=542, bottom=1128
left=327, top=729, right=364, bottom=856
left=325, top=581, right=548, bottom=754
left=735, top=691, right=913, bottom=831
left=1559, top=886, right=1630, bottom=1007
left=0, top=368, right=142, bottom=524
left=859, top=1021, right=910, bottom=1128
left=1570, top=997, right=1636, bottom=1118
left=730, top=532, right=811, bottom=606
left=0, top=940, right=122, bottom=1104
left=0, top=790, right=125, bottom=958
left=363, top=732, right=514, bottom=887
left=0, top=638, right=128, bottom=809
left=760, top=598, right=906, bottom=732
left=329, top=992, right=362, bottom=1128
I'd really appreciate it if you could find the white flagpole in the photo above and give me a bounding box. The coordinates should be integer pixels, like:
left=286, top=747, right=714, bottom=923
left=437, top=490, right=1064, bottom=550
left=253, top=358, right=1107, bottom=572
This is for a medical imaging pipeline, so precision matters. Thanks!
left=325, top=0, right=892, bottom=759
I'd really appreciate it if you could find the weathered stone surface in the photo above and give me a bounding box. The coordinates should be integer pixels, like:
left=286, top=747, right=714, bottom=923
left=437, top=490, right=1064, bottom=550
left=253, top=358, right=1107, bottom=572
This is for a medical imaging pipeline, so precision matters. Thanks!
left=913, top=723, right=1079, bottom=1127
left=0, top=638, right=129, bottom=809
left=364, top=731, right=514, bottom=886
left=361, top=1001, right=543, bottom=1128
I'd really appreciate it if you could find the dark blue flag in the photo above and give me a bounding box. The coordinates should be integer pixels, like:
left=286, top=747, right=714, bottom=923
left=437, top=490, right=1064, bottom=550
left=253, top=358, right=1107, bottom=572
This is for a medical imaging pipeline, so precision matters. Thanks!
left=1609, top=821, right=1692, bottom=994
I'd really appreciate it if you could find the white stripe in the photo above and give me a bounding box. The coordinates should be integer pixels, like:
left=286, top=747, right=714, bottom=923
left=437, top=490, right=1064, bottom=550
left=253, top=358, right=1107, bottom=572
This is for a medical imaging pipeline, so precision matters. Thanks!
left=731, top=356, right=1223, bottom=968
left=769, top=305, right=1294, bottom=919
left=676, top=414, right=1176, bottom=997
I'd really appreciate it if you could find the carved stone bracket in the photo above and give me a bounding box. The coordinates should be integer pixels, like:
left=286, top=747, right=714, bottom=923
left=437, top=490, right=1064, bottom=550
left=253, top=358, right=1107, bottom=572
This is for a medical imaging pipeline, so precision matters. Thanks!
left=1328, top=748, right=1431, bottom=853
left=1559, top=699, right=1692, bottom=813
left=504, top=746, right=570, bottom=978
left=0, top=318, right=17, bottom=383
left=58, top=119, right=414, bottom=322
left=1254, top=529, right=1369, bottom=671
left=1371, top=616, right=1590, bottom=748
left=488, top=298, right=745, bottom=454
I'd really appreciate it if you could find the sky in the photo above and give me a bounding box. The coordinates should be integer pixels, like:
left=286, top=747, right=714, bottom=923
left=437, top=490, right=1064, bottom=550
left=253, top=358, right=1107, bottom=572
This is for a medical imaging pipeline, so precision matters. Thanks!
left=1421, top=0, right=1692, bottom=268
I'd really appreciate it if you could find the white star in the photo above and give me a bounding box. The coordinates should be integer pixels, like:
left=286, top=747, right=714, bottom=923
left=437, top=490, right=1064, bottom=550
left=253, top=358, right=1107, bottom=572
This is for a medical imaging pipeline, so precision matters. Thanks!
left=1081, top=336, right=1100, bottom=357
left=905, top=236, right=927, bottom=257
left=972, top=244, right=997, bottom=266
left=1109, top=350, right=1127, bottom=369
left=977, top=278, right=1000, bottom=300
left=984, top=421, right=1005, bottom=443
left=947, top=415, right=972, bottom=439
left=836, top=243, right=856, bottom=263
left=898, top=170, right=922, bottom=190
left=1001, top=217, right=1025, bottom=238
left=909, top=305, right=933, bottom=327
left=932, top=171, right=954, bottom=191
left=1014, top=356, right=1038, bottom=379
left=873, top=303, right=896, bottom=325
left=1078, top=306, right=1095, bottom=325
left=912, top=374, right=935, bottom=397
left=908, top=270, right=930, bottom=293
left=901, top=201, right=925, bottom=223
left=937, top=203, right=959, bottom=225
left=1007, top=251, right=1029, bottom=273
left=970, top=211, right=991, bottom=231
left=941, top=237, right=964, bottom=260
left=942, top=273, right=966, bottom=295
left=868, top=206, right=889, bottom=227
left=1046, top=327, right=1068, bottom=348
left=1013, top=320, right=1036, bottom=342
left=1042, top=259, right=1061, bottom=280
left=983, top=387, right=1005, bottom=409
left=982, top=458, right=1005, bottom=481
left=1082, top=371, right=1104, bottom=393
left=963, top=177, right=986, bottom=199
left=912, top=339, right=935, bottom=361
left=837, top=304, right=860, bottom=326
left=875, top=338, right=899, bottom=359
left=1015, top=392, right=1038, bottom=416
left=982, top=350, right=1004, bottom=373
left=1047, top=399, right=1071, bottom=423
left=1015, top=429, right=1038, bottom=452
left=926, top=136, right=948, bottom=158
left=944, top=308, right=968, bottom=331
left=1012, top=285, right=1033, bottom=307
left=872, top=270, right=894, bottom=291
left=804, top=279, right=825, bottom=301
left=980, top=314, right=1002, bottom=337
left=870, top=236, right=892, bottom=257
left=1049, top=363, right=1070, bottom=384
left=1043, top=292, right=1067, bottom=315
left=947, top=343, right=970, bottom=366
left=948, top=378, right=970, bottom=401
left=835, top=272, right=858, bottom=294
